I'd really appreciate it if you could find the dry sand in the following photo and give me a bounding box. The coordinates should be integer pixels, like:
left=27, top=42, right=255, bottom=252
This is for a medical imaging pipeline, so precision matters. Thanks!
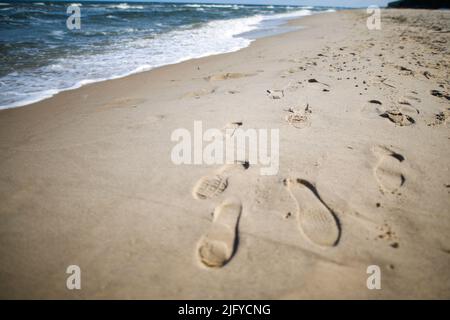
left=0, top=9, right=449, bottom=299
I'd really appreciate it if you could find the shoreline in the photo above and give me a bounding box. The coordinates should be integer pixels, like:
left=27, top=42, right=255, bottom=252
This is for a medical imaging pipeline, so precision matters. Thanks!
left=0, top=7, right=331, bottom=111
left=0, top=9, right=449, bottom=299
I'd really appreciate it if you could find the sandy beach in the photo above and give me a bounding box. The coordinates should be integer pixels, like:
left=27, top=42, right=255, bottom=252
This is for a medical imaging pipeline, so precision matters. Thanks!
left=0, top=8, right=449, bottom=299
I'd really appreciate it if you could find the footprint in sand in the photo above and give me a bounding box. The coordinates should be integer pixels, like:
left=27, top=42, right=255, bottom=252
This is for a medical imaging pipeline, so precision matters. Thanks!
left=397, top=96, right=420, bottom=114
left=363, top=99, right=418, bottom=124
left=205, top=72, right=255, bottom=82
left=428, top=108, right=450, bottom=127
left=362, top=100, right=385, bottom=118
left=192, top=162, right=248, bottom=200
left=380, top=108, right=415, bottom=126
left=284, top=178, right=341, bottom=247
left=197, top=197, right=242, bottom=268
left=98, top=97, right=146, bottom=111
left=183, top=87, right=217, bottom=99
left=373, top=145, right=406, bottom=194
left=266, top=89, right=284, bottom=99
left=284, top=104, right=312, bottom=129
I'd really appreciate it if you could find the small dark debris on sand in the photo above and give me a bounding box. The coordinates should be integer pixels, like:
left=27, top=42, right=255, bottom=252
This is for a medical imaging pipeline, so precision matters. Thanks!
left=431, top=90, right=450, bottom=100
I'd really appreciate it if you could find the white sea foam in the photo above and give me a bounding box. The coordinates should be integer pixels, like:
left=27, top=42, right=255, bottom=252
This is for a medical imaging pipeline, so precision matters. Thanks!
left=267, top=9, right=312, bottom=20
left=109, top=3, right=144, bottom=10
left=183, top=4, right=241, bottom=9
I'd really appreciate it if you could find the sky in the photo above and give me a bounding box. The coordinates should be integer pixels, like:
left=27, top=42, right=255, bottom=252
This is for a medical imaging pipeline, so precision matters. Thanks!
left=47, top=1, right=392, bottom=9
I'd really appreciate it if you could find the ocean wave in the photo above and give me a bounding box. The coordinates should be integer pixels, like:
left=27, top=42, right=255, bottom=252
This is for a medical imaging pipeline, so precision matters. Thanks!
left=50, top=30, right=65, bottom=38
left=182, top=4, right=247, bottom=10
left=0, top=3, right=333, bottom=109
left=267, top=9, right=312, bottom=20
left=183, top=4, right=237, bottom=8
left=109, top=3, right=144, bottom=10
left=0, top=14, right=262, bottom=109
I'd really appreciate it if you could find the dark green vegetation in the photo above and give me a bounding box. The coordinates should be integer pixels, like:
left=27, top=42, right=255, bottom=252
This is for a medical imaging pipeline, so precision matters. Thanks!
left=388, top=0, right=450, bottom=9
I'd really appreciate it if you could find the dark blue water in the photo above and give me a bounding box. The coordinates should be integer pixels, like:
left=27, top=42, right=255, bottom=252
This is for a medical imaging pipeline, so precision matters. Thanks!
left=0, top=2, right=334, bottom=109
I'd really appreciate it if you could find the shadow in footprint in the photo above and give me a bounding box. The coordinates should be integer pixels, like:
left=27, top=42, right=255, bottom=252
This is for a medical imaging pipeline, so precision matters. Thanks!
left=197, top=197, right=242, bottom=268
left=285, top=179, right=341, bottom=247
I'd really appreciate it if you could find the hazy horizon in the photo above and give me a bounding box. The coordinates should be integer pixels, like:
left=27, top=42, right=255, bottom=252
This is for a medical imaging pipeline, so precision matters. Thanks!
left=30, top=0, right=392, bottom=9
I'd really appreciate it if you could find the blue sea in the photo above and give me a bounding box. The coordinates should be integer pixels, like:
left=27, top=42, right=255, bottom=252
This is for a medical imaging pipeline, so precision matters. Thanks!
left=0, top=1, right=335, bottom=109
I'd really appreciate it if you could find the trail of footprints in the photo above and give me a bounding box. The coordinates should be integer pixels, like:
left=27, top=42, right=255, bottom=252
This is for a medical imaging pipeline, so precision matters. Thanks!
left=188, top=32, right=446, bottom=266
left=192, top=161, right=248, bottom=268
left=193, top=167, right=343, bottom=269
left=190, top=123, right=345, bottom=269
left=188, top=11, right=450, bottom=267
left=188, top=61, right=424, bottom=268
left=190, top=128, right=408, bottom=268
left=182, top=13, right=449, bottom=267
left=192, top=144, right=406, bottom=267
